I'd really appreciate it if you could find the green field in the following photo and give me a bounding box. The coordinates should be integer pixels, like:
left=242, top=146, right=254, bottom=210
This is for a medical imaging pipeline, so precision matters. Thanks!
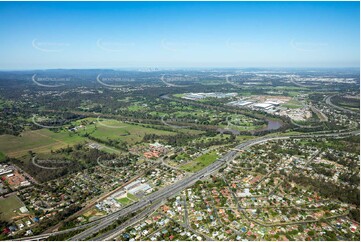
left=0, top=117, right=182, bottom=158
left=116, top=197, right=132, bottom=206
left=0, top=129, right=87, bottom=158
left=126, top=193, right=138, bottom=201
left=0, top=195, right=26, bottom=221
left=116, top=193, right=138, bottom=206
left=180, top=151, right=219, bottom=172
left=76, top=118, right=176, bottom=145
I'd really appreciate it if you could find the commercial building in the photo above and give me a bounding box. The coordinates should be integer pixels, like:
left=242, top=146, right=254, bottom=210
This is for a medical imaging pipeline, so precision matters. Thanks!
left=228, top=100, right=253, bottom=107
left=253, top=103, right=274, bottom=110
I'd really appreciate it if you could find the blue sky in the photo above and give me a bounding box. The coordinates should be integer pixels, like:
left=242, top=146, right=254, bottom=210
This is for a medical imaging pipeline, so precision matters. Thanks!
left=0, top=1, right=359, bottom=69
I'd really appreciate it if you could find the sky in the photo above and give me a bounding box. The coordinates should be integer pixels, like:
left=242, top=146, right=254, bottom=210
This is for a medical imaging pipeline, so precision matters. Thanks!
left=0, top=1, right=359, bottom=69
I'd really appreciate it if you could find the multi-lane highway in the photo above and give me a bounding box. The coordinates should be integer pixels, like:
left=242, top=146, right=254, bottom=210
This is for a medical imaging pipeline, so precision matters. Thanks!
left=93, top=201, right=164, bottom=241
left=13, top=220, right=101, bottom=241
left=325, top=95, right=358, bottom=114
left=69, top=130, right=359, bottom=241
left=16, top=129, right=359, bottom=241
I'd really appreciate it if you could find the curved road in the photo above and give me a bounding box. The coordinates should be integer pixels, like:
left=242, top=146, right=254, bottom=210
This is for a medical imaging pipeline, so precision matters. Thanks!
left=69, top=130, right=359, bottom=241
left=325, top=95, right=358, bottom=115
left=16, top=129, right=359, bottom=241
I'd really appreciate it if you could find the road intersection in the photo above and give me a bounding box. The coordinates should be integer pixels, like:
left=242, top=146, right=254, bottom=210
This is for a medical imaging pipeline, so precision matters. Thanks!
left=15, top=129, right=359, bottom=241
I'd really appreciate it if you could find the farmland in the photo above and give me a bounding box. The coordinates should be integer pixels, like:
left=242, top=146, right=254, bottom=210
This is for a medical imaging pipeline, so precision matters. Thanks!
left=0, top=118, right=183, bottom=158
left=0, top=129, right=86, bottom=158
left=0, top=68, right=358, bottom=240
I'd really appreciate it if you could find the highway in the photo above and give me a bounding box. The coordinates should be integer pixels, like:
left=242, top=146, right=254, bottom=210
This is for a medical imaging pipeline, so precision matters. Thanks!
left=93, top=201, right=164, bottom=241
left=68, top=137, right=283, bottom=240
left=16, top=129, right=359, bottom=241
left=289, top=76, right=316, bottom=88
left=69, top=130, right=359, bottom=241
left=325, top=95, right=358, bottom=115
left=13, top=220, right=102, bottom=241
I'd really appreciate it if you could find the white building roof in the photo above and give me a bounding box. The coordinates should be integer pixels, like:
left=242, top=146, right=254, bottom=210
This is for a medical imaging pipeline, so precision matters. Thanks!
left=128, top=183, right=151, bottom=194
left=253, top=103, right=274, bottom=109
left=265, top=101, right=281, bottom=105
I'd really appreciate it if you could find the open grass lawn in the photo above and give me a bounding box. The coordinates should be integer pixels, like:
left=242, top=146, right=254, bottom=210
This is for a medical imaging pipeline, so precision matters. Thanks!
left=0, top=117, right=182, bottom=158
left=116, top=192, right=138, bottom=206
left=116, top=197, right=132, bottom=205
left=126, top=192, right=138, bottom=201
left=79, top=118, right=177, bottom=145
left=0, top=117, right=199, bottom=159
left=180, top=151, right=219, bottom=172
left=0, top=129, right=87, bottom=158
left=0, top=195, right=26, bottom=221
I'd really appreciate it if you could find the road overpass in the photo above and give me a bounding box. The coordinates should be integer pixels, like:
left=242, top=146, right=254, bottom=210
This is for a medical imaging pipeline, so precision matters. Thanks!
left=16, top=129, right=359, bottom=241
